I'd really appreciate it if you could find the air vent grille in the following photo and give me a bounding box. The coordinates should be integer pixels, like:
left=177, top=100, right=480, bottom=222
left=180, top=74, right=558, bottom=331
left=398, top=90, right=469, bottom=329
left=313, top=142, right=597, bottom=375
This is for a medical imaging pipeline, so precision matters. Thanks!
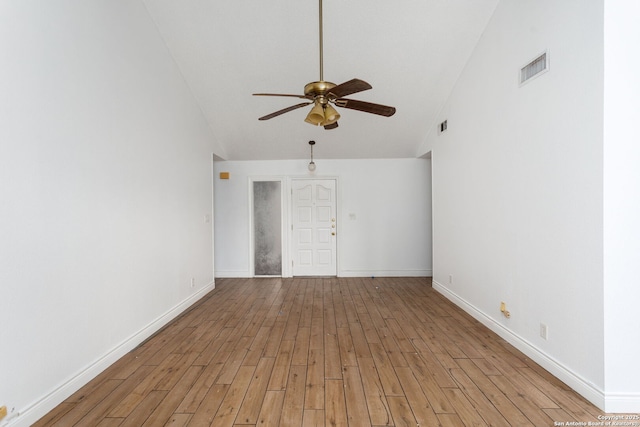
left=520, top=52, right=548, bottom=85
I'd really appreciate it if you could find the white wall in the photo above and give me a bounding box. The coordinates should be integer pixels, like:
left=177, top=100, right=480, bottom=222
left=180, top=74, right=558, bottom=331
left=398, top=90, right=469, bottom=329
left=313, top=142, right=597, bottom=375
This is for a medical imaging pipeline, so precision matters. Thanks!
left=421, top=0, right=608, bottom=409
left=0, top=2, right=224, bottom=425
left=213, top=158, right=432, bottom=278
left=603, top=0, right=640, bottom=413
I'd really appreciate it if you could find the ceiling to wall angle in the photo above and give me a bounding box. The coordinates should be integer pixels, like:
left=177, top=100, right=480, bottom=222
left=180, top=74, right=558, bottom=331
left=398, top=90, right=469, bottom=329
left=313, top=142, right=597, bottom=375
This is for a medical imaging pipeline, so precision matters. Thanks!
left=142, top=0, right=500, bottom=160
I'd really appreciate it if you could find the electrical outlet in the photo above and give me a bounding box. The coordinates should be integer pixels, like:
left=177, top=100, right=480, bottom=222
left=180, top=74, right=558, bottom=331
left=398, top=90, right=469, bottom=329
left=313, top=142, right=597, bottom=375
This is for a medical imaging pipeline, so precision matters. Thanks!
left=540, top=323, right=548, bottom=340
left=449, top=274, right=453, bottom=284
left=190, top=277, right=195, bottom=288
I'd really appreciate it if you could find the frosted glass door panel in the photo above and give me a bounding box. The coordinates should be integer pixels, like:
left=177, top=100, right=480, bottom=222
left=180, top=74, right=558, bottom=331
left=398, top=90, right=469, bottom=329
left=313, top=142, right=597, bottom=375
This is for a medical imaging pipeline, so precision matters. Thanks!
left=253, top=181, right=282, bottom=275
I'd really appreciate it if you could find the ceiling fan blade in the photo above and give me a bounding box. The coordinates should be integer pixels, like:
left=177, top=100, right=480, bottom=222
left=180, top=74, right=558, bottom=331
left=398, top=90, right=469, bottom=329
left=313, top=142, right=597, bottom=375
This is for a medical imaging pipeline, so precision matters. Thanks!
left=253, top=93, right=309, bottom=99
left=334, top=98, right=396, bottom=117
left=324, top=122, right=339, bottom=130
left=258, top=102, right=312, bottom=120
left=327, top=79, right=372, bottom=99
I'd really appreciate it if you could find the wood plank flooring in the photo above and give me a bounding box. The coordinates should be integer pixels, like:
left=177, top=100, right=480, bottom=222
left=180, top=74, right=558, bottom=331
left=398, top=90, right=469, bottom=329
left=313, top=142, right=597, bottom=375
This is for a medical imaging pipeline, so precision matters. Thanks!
left=34, top=277, right=610, bottom=426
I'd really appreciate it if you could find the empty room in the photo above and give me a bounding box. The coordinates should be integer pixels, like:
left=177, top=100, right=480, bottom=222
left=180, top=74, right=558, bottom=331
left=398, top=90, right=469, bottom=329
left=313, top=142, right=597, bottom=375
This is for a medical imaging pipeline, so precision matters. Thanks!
left=1, top=0, right=639, bottom=426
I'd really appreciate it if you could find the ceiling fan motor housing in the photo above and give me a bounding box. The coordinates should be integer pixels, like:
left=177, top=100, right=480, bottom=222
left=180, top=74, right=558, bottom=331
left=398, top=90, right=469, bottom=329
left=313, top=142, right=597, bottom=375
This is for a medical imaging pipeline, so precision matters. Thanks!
left=304, top=81, right=336, bottom=101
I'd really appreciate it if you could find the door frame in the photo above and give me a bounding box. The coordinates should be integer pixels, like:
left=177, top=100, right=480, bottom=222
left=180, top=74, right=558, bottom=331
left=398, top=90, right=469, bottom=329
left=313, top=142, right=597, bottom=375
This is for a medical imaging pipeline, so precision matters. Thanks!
left=289, top=176, right=339, bottom=277
left=248, top=175, right=340, bottom=278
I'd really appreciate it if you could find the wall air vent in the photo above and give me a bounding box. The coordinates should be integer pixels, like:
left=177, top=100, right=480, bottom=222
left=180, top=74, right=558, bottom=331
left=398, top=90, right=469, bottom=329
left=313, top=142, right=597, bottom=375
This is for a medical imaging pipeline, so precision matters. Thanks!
left=520, top=51, right=548, bottom=86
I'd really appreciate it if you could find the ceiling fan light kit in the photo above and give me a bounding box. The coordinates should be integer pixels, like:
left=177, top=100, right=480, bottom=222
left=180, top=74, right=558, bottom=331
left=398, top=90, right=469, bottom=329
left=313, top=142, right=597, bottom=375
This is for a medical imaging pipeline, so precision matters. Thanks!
left=253, top=0, right=395, bottom=129
left=305, top=100, right=340, bottom=127
left=304, top=102, right=326, bottom=125
left=322, top=104, right=340, bottom=125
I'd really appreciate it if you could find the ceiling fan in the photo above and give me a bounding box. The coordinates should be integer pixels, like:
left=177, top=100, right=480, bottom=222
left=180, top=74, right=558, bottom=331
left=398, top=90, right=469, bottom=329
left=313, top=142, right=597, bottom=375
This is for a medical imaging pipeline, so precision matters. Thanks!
left=253, top=0, right=396, bottom=130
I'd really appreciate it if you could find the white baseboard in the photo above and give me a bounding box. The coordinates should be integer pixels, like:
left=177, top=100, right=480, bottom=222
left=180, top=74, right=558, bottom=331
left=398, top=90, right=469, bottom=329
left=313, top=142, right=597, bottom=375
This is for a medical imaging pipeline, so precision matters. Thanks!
left=339, top=269, right=432, bottom=278
left=432, top=280, right=608, bottom=412
left=5, top=282, right=216, bottom=427
left=604, top=393, right=640, bottom=414
left=214, top=270, right=251, bottom=278
left=215, top=270, right=434, bottom=279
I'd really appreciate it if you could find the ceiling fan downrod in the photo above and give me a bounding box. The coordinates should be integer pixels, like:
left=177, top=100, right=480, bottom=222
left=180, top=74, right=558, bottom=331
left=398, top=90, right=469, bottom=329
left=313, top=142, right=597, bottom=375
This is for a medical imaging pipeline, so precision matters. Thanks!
left=319, top=0, right=324, bottom=82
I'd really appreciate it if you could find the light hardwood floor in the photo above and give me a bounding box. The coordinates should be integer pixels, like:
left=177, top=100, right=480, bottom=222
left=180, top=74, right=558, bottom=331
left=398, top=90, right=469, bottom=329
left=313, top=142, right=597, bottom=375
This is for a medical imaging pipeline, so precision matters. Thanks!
left=35, top=277, right=609, bottom=426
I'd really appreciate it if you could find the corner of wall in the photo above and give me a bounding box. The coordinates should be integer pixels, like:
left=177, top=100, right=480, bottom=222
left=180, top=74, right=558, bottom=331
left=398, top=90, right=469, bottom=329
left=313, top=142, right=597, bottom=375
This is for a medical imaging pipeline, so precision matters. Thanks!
left=10, top=282, right=216, bottom=427
left=432, top=280, right=606, bottom=411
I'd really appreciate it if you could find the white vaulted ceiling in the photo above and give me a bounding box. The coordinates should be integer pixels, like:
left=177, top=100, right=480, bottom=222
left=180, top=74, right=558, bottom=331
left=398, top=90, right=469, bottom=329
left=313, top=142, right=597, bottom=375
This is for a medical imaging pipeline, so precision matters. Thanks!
left=141, top=0, right=499, bottom=160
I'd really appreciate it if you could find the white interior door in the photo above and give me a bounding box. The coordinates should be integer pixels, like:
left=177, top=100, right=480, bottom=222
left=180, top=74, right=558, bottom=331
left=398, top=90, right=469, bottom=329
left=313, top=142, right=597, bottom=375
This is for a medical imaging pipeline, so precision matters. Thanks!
left=292, top=179, right=337, bottom=276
